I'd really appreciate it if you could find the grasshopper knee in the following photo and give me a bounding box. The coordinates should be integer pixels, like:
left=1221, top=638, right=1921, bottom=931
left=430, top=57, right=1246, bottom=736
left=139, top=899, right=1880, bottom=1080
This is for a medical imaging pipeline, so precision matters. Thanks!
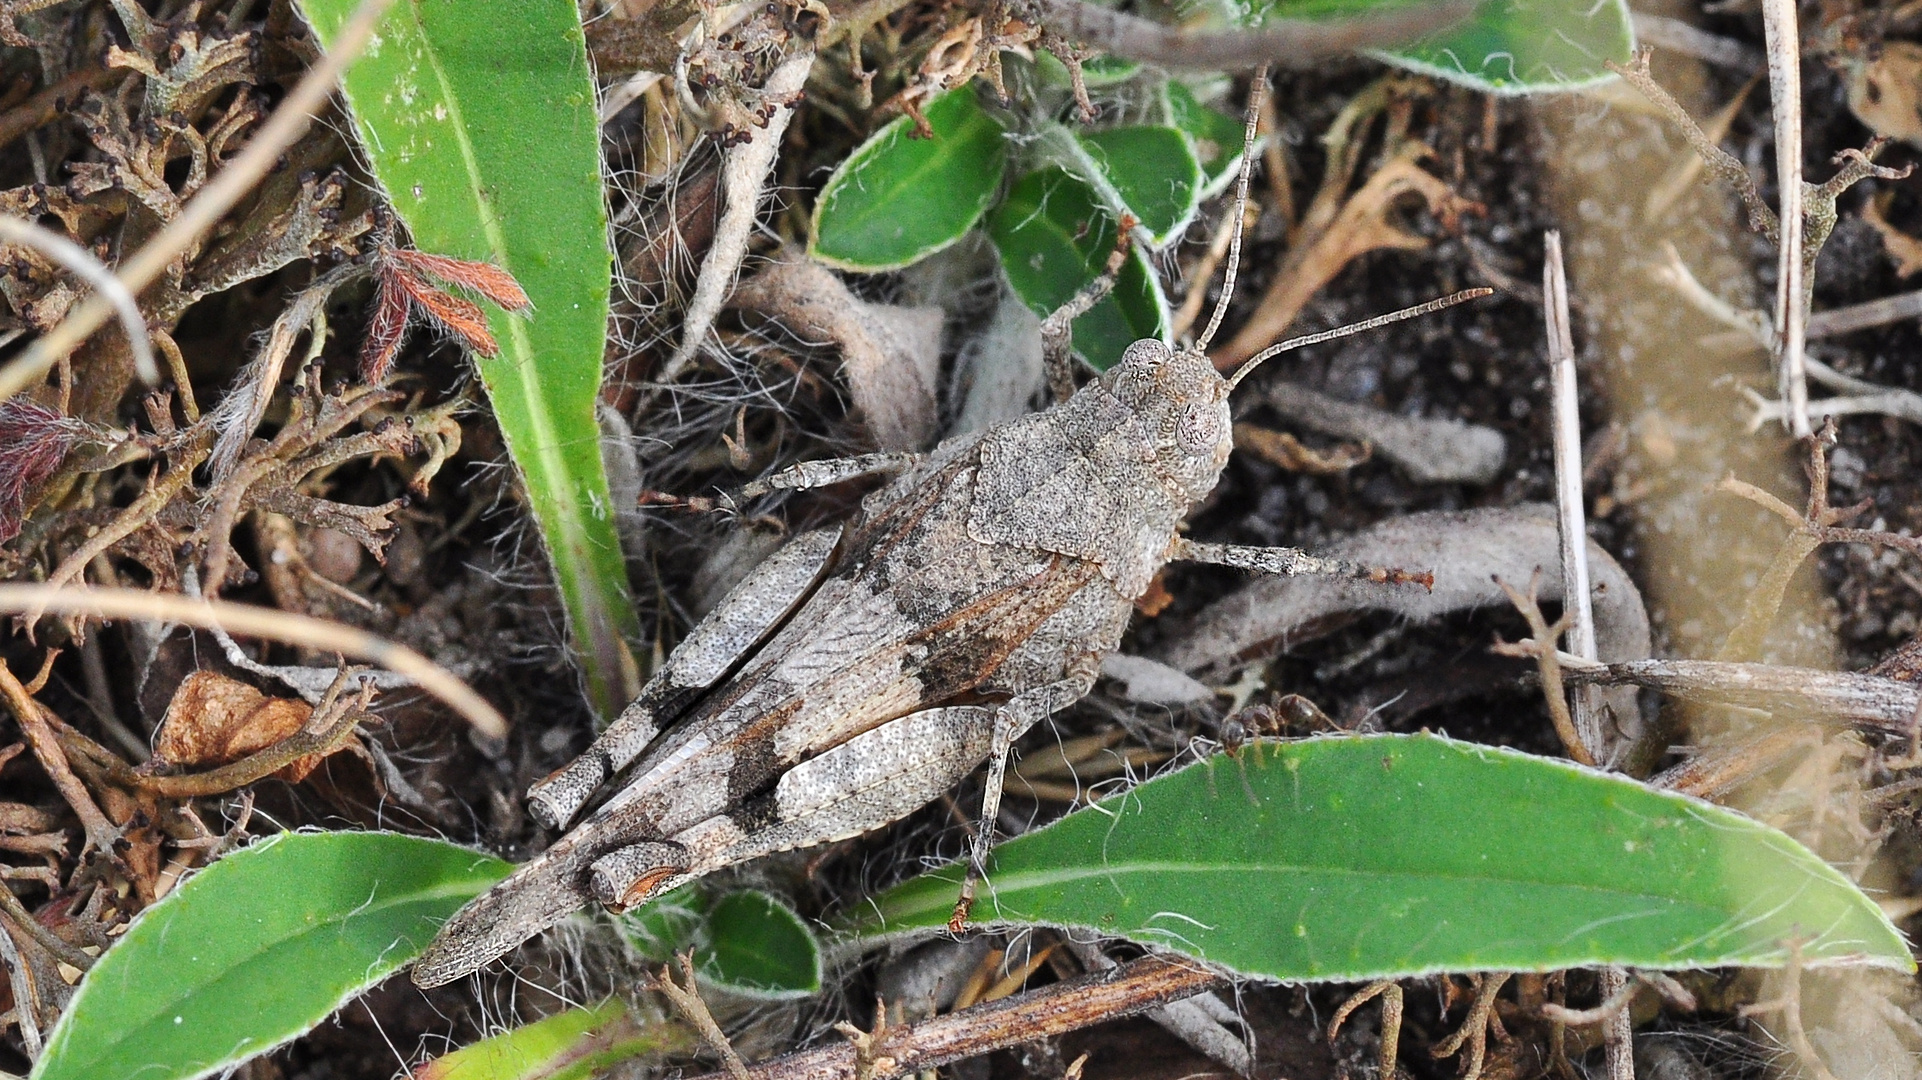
left=588, top=840, right=690, bottom=909
left=527, top=753, right=611, bottom=830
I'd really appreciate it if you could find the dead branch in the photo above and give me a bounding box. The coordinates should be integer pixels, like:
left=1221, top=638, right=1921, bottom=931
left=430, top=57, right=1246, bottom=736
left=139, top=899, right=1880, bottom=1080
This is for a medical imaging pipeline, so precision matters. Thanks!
left=0, top=659, right=117, bottom=857
left=1257, top=381, right=1504, bottom=485
left=683, top=954, right=1224, bottom=1080
left=1556, top=657, right=1920, bottom=736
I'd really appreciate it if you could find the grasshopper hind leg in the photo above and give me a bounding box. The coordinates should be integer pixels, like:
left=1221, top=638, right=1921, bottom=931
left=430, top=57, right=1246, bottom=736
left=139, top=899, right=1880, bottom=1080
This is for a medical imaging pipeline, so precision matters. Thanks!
left=527, top=526, right=844, bottom=830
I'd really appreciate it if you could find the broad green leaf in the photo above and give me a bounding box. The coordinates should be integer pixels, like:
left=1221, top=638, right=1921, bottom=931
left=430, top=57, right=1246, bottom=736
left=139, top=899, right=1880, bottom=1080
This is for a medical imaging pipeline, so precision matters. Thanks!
left=33, top=832, right=510, bottom=1080
left=1073, top=126, right=1204, bottom=247
left=413, top=998, right=695, bottom=1080
left=301, top=0, right=640, bottom=717
left=987, top=167, right=1169, bottom=370
left=620, top=887, right=823, bottom=998
left=810, top=88, right=1009, bottom=271
left=1164, top=81, right=1249, bottom=197
left=853, top=735, right=1912, bottom=979
left=1252, top=0, right=1633, bottom=93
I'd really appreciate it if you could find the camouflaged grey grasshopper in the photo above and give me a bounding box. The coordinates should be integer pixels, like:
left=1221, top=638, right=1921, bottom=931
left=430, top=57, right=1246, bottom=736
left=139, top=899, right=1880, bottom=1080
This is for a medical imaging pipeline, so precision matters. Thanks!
left=410, top=77, right=1484, bottom=988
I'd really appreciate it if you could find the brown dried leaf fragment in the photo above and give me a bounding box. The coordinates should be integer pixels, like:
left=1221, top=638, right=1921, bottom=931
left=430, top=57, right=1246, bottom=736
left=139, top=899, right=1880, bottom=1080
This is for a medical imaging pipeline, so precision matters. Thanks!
left=1232, top=422, right=1370, bottom=474
left=359, top=247, right=530, bottom=380
left=152, top=670, right=342, bottom=783
left=1861, top=192, right=1922, bottom=279
left=1842, top=40, right=1922, bottom=149
left=392, top=265, right=499, bottom=358
left=0, top=398, right=86, bottom=542
left=359, top=271, right=411, bottom=383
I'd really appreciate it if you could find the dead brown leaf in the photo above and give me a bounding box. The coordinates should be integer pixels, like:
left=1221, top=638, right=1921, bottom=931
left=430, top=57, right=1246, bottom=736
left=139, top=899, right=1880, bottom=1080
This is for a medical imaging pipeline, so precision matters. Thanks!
left=153, top=671, right=340, bottom=783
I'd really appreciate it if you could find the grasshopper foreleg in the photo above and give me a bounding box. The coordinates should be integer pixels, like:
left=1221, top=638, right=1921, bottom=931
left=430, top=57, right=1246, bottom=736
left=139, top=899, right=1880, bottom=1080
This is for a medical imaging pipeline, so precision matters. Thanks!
left=528, top=527, right=844, bottom=830
left=1170, top=538, right=1434, bottom=590
left=950, top=654, right=1102, bottom=932
left=734, top=452, right=922, bottom=500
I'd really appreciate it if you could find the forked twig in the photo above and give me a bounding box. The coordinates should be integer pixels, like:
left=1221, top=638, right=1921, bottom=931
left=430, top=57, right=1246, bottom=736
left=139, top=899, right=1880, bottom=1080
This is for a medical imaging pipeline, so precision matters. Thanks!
left=1494, top=572, right=1595, bottom=767
left=654, top=952, right=752, bottom=1080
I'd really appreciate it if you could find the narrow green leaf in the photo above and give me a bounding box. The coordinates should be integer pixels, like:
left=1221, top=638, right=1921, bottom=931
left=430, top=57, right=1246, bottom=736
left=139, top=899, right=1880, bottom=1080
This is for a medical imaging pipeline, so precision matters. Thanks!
left=987, top=167, right=1169, bottom=370
left=1073, top=126, right=1204, bottom=247
left=852, top=735, right=1912, bottom=979
left=413, top=998, right=695, bottom=1080
left=300, top=0, right=639, bottom=716
left=1164, top=81, right=1248, bottom=197
left=33, top=833, right=510, bottom=1080
left=810, top=88, right=1009, bottom=271
left=699, top=890, right=822, bottom=998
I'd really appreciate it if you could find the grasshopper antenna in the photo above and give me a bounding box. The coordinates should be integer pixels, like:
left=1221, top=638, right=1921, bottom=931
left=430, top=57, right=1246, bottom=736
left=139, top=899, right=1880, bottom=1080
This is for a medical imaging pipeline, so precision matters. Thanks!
left=1226, top=287, right=1494, bottom=391
left=1193, top=64, right=1270, bottom=354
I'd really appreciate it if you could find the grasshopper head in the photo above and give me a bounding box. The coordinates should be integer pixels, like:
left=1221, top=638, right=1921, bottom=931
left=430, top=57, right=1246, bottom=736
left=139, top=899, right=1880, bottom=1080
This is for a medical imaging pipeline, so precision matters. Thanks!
left=1099, top=338, right=1234, bottom=504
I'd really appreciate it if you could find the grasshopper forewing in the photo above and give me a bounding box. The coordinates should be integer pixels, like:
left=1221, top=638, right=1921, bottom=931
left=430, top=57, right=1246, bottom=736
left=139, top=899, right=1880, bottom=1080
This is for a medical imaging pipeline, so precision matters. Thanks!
left=411, top=75, right=1484, bottom=988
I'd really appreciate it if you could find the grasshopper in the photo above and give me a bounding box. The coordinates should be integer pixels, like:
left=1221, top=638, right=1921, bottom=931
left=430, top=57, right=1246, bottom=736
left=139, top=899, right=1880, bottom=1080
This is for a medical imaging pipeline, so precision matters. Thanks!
left=411, top=81, right=1482, bottom=988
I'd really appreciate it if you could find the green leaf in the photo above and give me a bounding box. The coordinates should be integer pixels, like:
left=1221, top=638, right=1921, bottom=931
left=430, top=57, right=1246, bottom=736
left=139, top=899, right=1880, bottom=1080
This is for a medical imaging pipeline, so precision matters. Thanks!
left=413, top=998, right=695, bottom=1080
left=1164, top=81, right=1249, bottom=197
left=1036, top=51, right=1143, bottom=88
left=300, top=0, right=639, bottom=717
left=987, top=167, right=1169, bottom=370
left=1253, top=0, right=1633, bottom=93
left=699, top=890, right=823, bottom=997
left=33, top=833, right=510, bottom=1080
left=619, top=887, right=823, bottom=999
left=810, top=88, right=1009, bottom=271
left=852, top=735, right=1913, bottom=979
left=1072, top=126, right=1204, bottom=247
left=1376, top=0, right=1633, bottom=93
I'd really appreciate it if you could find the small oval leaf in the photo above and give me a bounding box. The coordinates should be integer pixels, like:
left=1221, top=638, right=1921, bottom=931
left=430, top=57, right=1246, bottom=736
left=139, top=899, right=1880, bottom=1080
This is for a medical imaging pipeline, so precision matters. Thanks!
left=852, top=735, right=1912, bottom=979
left=1075, top=126, right=1204, bottom=246
left=698, top=890, right=823, bottom=998
left=987, top=167, right=1169, bottom=370
left=33, top=832, right=510, bottom=1080
left=810, top=88, right=1010, bottom=271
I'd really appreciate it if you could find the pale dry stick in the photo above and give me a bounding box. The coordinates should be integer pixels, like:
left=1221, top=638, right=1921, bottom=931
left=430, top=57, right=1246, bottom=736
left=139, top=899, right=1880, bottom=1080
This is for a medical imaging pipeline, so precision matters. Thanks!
left=1552, top=656, right=1922, bottom=737
left=0, top=584, right=508, bottom=739
left=655, top=953, right=753, bottom=1080
left=0, top=659, right=118, bottom=856
left=1761, top=0, right=1809, bottom=437
left=1598, top=967, right=1633, bottom=1080
left=683, top=954, right=1224, bottom=1080
left=138, top=677, right=373, bottom=799
left=0, top=217, right=156, bottom=386
left=1539, top=977, right=1637, bottom=1026
left=1328, top=980, right=1402, bottom=1080
left=0, top=0, right=394, bottom=405
left=1543, top=231, right=1602, bottom=758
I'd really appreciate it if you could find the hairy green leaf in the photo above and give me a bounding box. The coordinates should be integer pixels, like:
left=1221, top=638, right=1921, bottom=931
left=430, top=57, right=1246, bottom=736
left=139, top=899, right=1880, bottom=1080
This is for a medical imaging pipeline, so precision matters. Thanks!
left=987, top=167, right=1168, bottom=370
left=1072, top=126, right=1204, bottom=247
left=810, top=88, right=1009, bottom=271
left=301, top=0, right=639, bottom=716
left=853, top=735, right=1911, bottom=979
left=413, top=998, right=695, bottom=1080
left=621, top=887, right=822, bottom=998
left=33, top=833, right=510, bottom=1080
